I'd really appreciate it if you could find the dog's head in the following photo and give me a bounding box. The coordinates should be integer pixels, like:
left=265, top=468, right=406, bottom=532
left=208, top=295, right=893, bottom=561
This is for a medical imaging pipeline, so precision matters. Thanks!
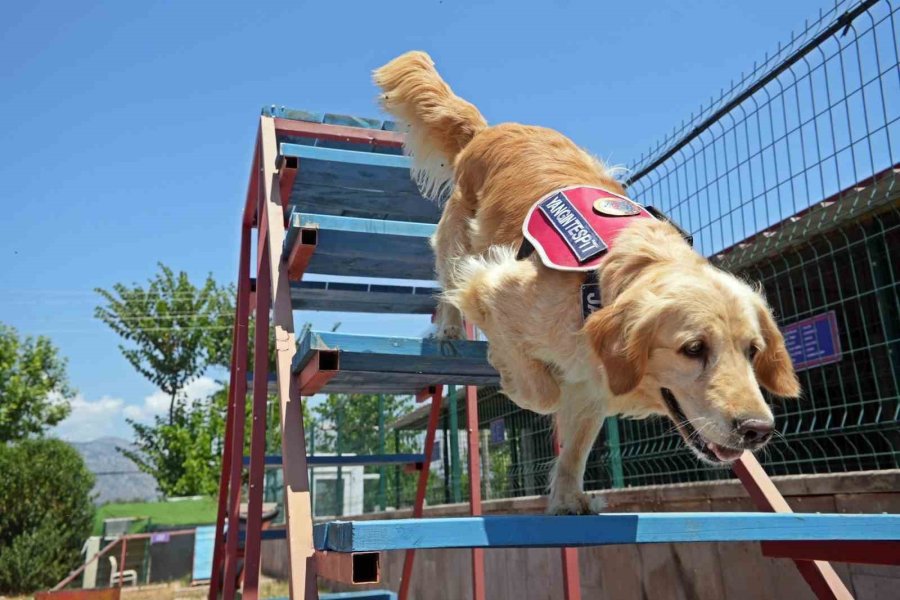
left=584, top=220, right=799, bottom=465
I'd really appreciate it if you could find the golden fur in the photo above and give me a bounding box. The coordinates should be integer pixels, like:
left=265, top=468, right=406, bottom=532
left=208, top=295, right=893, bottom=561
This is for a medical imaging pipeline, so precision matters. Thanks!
left=375, top=51, right=800, bottom=514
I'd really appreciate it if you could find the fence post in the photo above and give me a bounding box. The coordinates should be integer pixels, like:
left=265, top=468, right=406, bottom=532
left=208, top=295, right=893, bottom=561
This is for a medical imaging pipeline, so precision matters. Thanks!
left=378, top=394, right=386, bottom=511
left=606, top=417, right=625, bottom=489
left=309, top=419, right=316, bottom=518
left=336, top=404, right=344, bottom=517
left=448, top=385, right=462, bottom=502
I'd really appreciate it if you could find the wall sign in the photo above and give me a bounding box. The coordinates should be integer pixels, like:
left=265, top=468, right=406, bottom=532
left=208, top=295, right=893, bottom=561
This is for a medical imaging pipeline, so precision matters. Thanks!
left=783, top=310, right=842, bottom=371
left=490, top=418, right=506, bottom=444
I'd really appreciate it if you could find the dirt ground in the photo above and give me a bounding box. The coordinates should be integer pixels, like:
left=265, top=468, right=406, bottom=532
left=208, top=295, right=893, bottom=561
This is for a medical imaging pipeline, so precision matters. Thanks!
left=2, top=577, right=291, bottom=600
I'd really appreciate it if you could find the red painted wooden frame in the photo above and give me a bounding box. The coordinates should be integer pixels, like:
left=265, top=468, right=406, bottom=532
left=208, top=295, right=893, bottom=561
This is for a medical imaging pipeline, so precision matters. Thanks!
left=398, top=385, right=444, bottom=600
left=316, top=551, right=381, bottom=585
left=733, top=453, right=853, bottom=600
left=286, top=228, right=317, bottom=281
left=552, top=436, right=582, bottom=600
left=464, top=323, right=486, bottom=600
left=277, top=155, right=299, bottom=213
left=297, top=349, right=339, bottom=395
left=762, top=541, right=900, bottom=566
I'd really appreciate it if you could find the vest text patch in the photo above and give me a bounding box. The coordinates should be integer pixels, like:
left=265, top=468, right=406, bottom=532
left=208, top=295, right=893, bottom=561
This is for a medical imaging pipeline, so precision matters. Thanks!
left=537, top=192, right=607, bottom=263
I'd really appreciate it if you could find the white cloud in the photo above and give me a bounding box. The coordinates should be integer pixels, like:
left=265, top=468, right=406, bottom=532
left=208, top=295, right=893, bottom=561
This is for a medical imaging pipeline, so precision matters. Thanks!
left=53, top=394, right=128, bottom=442
left=123, top=376, right=220, bottom=422
left=53, top=376, right=221, bottom=442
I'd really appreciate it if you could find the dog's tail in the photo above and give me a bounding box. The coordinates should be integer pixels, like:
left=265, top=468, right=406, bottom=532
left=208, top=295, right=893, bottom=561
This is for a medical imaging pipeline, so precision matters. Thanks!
left=374, top=51, right=487, bottom=203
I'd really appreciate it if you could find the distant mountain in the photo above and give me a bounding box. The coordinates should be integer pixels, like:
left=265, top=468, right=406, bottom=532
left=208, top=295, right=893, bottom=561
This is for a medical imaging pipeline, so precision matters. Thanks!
left=69, top=437, right=160, bottom=505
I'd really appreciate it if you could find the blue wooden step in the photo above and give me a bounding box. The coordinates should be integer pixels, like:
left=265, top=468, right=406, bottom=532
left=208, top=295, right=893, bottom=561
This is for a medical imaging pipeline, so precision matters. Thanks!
left=284, top=212, right=436, bottom=280
left=293, top=330, right=499, bottom=394
left=242, top=454, right=426, bottom=467
left=278, top=141, right=440, bottom=224
left=305, top=514, right=900, bottom=551
left=291, top=280, right=438, bottom=314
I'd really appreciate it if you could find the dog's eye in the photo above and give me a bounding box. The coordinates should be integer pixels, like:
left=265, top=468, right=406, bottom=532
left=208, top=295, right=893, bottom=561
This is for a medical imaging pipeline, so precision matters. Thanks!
left=681, top=340, right=706, bottom=359
left=748, top=344, right=760, bottom=361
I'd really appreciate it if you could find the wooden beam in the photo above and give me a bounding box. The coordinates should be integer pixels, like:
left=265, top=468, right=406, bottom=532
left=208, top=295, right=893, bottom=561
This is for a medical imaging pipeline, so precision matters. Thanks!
left=733, top=452, right=853, bottom=600
left=315, top=551, right=381, bottom=585
left=260, top=115, right=318, bottom=600
left=291, top=330, right=498, bottom=395
left=313, top=513, right=900, bottom=552
left=762, top=540, right=900, bottom=565
left=281, top=143, right=411, bottom=169
left=290, top=280, right=439, bottom=315
left=398, top=386, right=444, bottom=600
left=283, top=212, right=435, bottom=280
left=465, top=324, right=485, bottom=600
left=274, top=117, right=404, bottom=148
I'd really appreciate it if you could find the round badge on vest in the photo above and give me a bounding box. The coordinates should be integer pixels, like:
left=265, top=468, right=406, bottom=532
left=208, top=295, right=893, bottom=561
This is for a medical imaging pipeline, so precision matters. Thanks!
left=592, top=197, right=641, bottom=217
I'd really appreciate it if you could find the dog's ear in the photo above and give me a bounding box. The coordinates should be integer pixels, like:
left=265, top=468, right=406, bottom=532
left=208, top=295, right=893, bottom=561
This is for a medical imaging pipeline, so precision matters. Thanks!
left=584, top=295, right=657, bottom=395
left=754, top=305, right=801, bottom=398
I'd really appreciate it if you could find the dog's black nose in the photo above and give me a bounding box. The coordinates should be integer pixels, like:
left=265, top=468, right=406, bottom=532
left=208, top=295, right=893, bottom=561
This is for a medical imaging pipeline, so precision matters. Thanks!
left=736, top=419, right=774, bottom=446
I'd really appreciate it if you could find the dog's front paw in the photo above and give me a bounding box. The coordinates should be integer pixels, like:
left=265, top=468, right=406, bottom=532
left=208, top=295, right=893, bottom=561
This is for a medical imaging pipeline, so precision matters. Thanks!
left=547, top=490, right=596, bottom=515
left=433, top=304, right=465, bottom=340
left=438, top=322, right=464, bottom=340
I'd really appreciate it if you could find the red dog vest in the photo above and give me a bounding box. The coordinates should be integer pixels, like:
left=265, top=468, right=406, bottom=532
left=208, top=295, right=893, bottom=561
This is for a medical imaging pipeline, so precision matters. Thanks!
left=522, top=186, right=655, bottom=272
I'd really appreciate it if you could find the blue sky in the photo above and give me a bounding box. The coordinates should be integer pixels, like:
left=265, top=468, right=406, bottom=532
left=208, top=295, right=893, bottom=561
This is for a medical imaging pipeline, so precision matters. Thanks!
left=0, top=0, right=827, bottom=441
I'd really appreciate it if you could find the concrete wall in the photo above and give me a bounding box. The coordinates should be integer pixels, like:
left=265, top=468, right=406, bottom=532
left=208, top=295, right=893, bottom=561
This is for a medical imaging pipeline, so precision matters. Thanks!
left=261, top=470, right=899, bottom=599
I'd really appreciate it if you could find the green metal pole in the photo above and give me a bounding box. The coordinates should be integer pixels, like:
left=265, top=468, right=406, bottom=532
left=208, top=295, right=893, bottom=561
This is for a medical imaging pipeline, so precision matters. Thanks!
left=606, top=416, right=625, bottom=488
left=448, top=385, right=462, bottom=503
left=309, top=418, right=316, bottom=517
left=378, top=395, right=386, bottom=511
left=393, top=430, right=401, bottom=507
left=336, top=403, right=344, bottom=517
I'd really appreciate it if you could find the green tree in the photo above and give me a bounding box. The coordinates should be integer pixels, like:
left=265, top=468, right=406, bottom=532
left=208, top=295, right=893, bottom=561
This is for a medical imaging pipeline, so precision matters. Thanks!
left=95, top=263, right=232, bottom=424
left=120, top=392, right=226, bottom=497
left=0, top=439, right=95, bottom=594
left=311, top=394, right=426, bottom=513
left=0, top=324, right=74, bottom=442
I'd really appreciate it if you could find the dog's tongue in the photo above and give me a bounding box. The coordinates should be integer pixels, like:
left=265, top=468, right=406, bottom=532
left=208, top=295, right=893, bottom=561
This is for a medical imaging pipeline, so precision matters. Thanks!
left=707, top=442, right=743, bottom=462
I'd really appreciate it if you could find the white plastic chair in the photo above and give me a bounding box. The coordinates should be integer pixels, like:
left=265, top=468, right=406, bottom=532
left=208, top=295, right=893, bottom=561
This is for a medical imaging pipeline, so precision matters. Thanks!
left=109, top=555, right=138, bottom=587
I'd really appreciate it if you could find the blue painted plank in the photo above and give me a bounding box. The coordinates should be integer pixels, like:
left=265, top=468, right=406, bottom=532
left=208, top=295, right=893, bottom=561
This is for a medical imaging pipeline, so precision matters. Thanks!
left=311, top=514, right=900, bottom=551
left=291, top=213, right=435, bottom=237
left=242, top=454, right=425, bottom=467
left=289, top=160, right=438, bottom=223
left=266, top=107, right=440, bottom=223
left=292, top=330, right=498, bottom=394
left=298, top=330, right=488, bottom=359
left=191, top=525, right=215, bottom=582
left=281, top=143, right=411, bottom=170
left=291, top=280, right=438, bottom=314
left=283, top=212, right=436, bottom=280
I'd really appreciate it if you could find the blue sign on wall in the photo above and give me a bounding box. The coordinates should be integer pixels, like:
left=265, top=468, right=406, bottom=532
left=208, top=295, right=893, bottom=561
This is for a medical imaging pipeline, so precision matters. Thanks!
left=490, top=419, right=506, bottom=444
left=782, top=310, right=842, bottom=371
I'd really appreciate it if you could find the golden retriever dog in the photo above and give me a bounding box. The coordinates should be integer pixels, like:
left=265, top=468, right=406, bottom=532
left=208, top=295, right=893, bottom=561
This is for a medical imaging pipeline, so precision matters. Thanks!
left=374, top=51, right=800, bottom=514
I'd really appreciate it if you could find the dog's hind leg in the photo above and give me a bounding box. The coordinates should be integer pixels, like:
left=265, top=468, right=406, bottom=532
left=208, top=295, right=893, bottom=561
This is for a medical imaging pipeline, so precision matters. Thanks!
left=430, top=189, right=472, bottom=339
left=548, top=384, right=606, bottom=515
left=488, top=343, right=561, bottom=415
